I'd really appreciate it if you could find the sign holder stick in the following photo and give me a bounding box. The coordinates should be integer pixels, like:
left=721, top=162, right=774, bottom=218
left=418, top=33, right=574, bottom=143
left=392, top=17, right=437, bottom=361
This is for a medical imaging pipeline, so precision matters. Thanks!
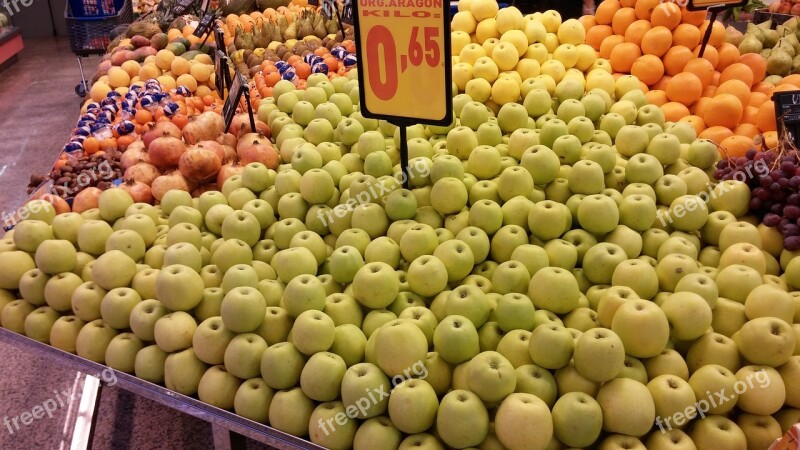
left=393, top=119, right=414, bottom=189
left=698, top=5, right=726, bottom=58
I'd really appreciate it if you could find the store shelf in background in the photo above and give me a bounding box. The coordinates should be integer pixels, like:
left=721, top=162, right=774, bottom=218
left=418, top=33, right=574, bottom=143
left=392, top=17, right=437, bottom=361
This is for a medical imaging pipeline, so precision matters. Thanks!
left=0, top=327, right=325, bottom=450
left=0, top=27, right=23, bottom=71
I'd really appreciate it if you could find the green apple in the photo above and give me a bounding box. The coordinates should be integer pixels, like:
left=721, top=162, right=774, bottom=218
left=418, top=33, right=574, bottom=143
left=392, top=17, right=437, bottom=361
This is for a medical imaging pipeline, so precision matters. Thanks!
left=656, top=254, right=699, bottom=292
left=467, top=351, right=516, bottom=404
left=647, top=374, right=698, bottom=429
left=48, top=315, right=85, bottom=353
left=104, top=332, right=144, bottom=373
left=520, top=146, right=560, bottom=185
left=738, top=317, right=795, bottom=367
left=576, top=194, right=619, bottom=235
left=686, top=332, right=740, bottom=374
left=156, top=264, right=204, bottom=311
left=374, top=319, right=428, bottom=379
left=690, top=415, right=748, bottom=450
left=44, top=272, right=83, bottom=312
left=74, top=319, right=118, bottom=363
left=551, top=391, right=602, bottom=448
left=233, top=378, right=274, bottom=424
left=133, top=344, right=168, bottom=383
left=100, top=287, right=141, bottom=330
left=340, top=362, right=391, bottom=420
left=736, top=413, right=782, bottom=450
left=583, top=242, right=627, bottom=285
left=388, top=378, right=439, bottom=434
left=573, top=328, right=625, bottom=383
left=661, top=292, right=713, bottom=341
left=261, top=342, right=306, bottom=390
left=494, top=393, right=553, bottom=450
left=611, top=299, right=669, bottom=358
left=611, top=259, right=658, bottom=300
left=23, top=306, right=60, bottom=343
left=597, top=377, right=655, bottom=437
left=433, top=315, right=480, bottom=364
left=299, top=352, right=346, bottom=402
left=353, top=416, right=402, bottom=450
left=436, top=390, right=489, bottom=448
left=153, top=311, right=197, bottom=353
left=90, top=250, right=137, bottom=291
left=268, top=387, right=315, bottom=437
left=446, top=126, right=479, bottom=160
left=197, top=365, right=241, bottom=410
left=352, top=262, right=398, bottom=309
left=527, top=267, right=580, bottom=314
left=34, top=239, right=77, bottom=275
left=224, top=333, right=268, bottom=380
left=292, top=309, right=336, bottom=355
left=19, top=269, right=50, bottom=307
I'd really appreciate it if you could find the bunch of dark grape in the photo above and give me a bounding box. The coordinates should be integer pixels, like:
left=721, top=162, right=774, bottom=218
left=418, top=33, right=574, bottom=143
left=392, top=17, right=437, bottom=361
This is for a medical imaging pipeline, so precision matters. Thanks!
left=714, top=148, right=800, bottom=250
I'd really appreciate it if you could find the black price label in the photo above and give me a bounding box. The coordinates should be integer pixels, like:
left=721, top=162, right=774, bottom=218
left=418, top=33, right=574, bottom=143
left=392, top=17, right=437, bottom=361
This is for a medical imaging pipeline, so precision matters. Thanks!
left=774, top=91, right=800, bottom=123
left=308, top=0, right=319, bottom=5
left=172, top=0, right=195, bottom=15
left=223, top=71, right=249, bottom=131
left=193, top=13, right=214, bottom=37
left=340, top=0, right=353, bottom=25
left=214, top=23, right=226, bottom=55
left=215, top=50, right=230, bottom=95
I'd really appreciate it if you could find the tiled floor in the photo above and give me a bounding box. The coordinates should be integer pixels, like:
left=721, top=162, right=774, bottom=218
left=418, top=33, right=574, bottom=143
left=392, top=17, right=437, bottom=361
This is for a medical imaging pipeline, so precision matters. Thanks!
left=0, top=38, right=277, bottom=450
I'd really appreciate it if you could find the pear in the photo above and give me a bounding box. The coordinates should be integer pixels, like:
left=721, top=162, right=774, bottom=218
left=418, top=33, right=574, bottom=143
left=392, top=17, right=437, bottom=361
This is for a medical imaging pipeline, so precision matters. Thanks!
left=793, top=54, right=800, bottom=73
left=785, top=33, right=800, bottom=53
left=725, top=26, right=744, bottom=47
left=326, top=17, right=340, bottom=35
left=763, top=29, right=780, bottom=48
left=269, top=21, right=282, bottom=43
left=277, top=15, right=289, bottom=37
left=739, top=35, right=764, bottom=55
left=777, top=38, right=796, bottom=58
left=234, top=26, right=245, bottom=49
left=299, top=15, right=314, bottom=38
left=757, top=19, right=773, bottom=31
left=313, top=19, right=327, bottom=39
left=785, top=17, right=799, bottom=32
left=762, top=48, right=772, bottom=59
left=747, top=22, right=766, bottom=43
left=768, top=48, right=793, bottom=76
left=284, top=20, right=298, bottom=41
left=254, top=20, right=269, bottom=48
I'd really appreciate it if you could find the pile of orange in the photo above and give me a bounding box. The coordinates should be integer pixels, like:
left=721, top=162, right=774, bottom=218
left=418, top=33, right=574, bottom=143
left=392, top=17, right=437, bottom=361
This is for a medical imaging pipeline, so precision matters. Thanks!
left=582, top=0, right=785, bottom=157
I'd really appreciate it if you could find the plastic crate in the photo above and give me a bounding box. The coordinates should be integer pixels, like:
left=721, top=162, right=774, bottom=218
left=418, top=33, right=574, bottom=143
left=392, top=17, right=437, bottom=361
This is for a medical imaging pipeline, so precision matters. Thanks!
left=68, top=0, right=124, bottom=17
left=65, top=0, right=132, bottom=56
left=753, top=8, right=796, bottom=28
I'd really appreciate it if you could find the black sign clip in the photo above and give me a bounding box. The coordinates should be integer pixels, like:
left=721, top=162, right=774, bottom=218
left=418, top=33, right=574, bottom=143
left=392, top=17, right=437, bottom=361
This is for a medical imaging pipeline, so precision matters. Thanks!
left=223, top=71, right=257, bottom=134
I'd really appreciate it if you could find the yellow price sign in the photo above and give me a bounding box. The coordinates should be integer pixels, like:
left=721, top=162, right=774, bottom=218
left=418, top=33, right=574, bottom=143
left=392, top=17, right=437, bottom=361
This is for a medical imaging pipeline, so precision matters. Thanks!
left=686, top=0, right=746, bottom=11
left=353, top=0, right=452, bottom=125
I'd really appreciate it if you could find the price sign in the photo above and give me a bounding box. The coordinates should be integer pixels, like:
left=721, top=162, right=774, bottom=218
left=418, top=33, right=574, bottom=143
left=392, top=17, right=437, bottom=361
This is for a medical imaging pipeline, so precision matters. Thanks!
left=353, top=0, right=452, bottom=125
left=773, top=90, right=800, bottom=145
left=340, top=0, right=353, bottom=24
left=223, top=71, right=255, bottom=132
left=193, top=13, right=214, bottom=38
left=172, top=0, right=195, bottom=16
left=687, top=0, right=746, bottom=11
left=215, top=50, right=231, bottom=95
left=321, top=0, right=336, bottom=18
left=213, top=23, right=226, bottom=55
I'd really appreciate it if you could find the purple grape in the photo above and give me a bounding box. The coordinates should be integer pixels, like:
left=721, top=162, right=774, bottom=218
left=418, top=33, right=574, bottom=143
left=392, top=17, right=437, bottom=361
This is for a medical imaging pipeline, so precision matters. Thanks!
left=786, top=206, right=800, bottom=219
left=790, top=194, right=800, bottom=206
left=750, top=198, right=762, bottom=210
left=771, top=171, right=783, bottom=181
left=785, top=236, right=800, bottom=251
left=764, top=213, right=781, bottom=227
left=782, top=224, right=799, bottom=236
left=746, top=149, right=757, bottom=159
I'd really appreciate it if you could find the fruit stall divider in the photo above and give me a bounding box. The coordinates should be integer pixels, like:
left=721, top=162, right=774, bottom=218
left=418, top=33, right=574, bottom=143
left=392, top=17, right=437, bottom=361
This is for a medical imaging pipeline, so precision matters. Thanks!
left=0, top=328, right=325, bottom=450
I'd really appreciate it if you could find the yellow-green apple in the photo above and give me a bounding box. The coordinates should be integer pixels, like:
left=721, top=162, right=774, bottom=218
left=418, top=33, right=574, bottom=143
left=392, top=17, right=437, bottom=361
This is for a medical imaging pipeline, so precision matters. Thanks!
left=44, top=272, right=84, bottom=312
left=738, top=317, right=795, bottom=367
left=224, top=333, right=268, bottom=380
left=388, top=379, right=439, bottom=434
left=436, top=390, right=489, bottom=448
left=433, top=315, right=480, bottom=364
left=268, top=387, right=315, bottom=437
left=75, top=319, right=118, bottom=363
left=597, top=378, right=655, bottom=436
left=233, top=378, right=273, bottom=424
left=494, top=393, right=553, bottom=450
left=551, top=391, right=602, bottom=447
left=134, top=345, right=167, bottom=384
left=261, top=342, right=306, bottom=390
left=529, top=324, right=573, bottom=369
left=100, top=287, right=141, bottom=330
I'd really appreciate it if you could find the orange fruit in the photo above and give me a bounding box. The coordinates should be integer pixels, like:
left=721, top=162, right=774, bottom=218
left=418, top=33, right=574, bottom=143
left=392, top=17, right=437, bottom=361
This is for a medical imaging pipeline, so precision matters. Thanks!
left=631, top=55, right=665, bottom=86
left=741, top=106, right=760, bottom=124
left=701, top=85, right=717, bottom=98
left=652, top=75, right=671, bottom=91
left=699, top=126, right=734, bottom=144
left=672, top=23, right=701, bottom=49
left=773, top=83, right=800, bottom=93
left=624, top=20, right=653, bottom=46
left=664, top=46, right=693, bottom=76
left=651, top=3, right=681, bottom=30
left=612, top=8, right=637, bottom=36
left=699, top=21, right=724, bottom=48
left=719, top=62, right=754, bottom=88
left=752, top=81, right=774, bottom=95
left=763, top=131, right=779, bottom=149
left=756, top=101, right=777, bottom=132
left=646, top=89, right=668, bottom=106
left=679, top=115, right=707, bottom=135
left=641, top=26, right=672, bottom=57
left=749, top=92, right=768, bottom=108
left=600, top=35, right=625, bottom=59
left=665, top=72, right=703, bottom=106
left=620, top=0, right=635, bottom=6
left=610, top=42, right=642, bottom=73
left=596, top=0, right=621, bottom=25
left=579, top=15, right=598, bottom=30
left=716, top=43, right=740, bottom=71
left=681, top=7, right=707, bottom=26
left=634, top=0, right=660, bottom=20
left=719, top=135, right=755, bottom=158
left=587, top=25, right=614, bottom=51
left=734, top=123, right=760, bottom=138
left=691, top=96, right=712, bottom=117
left=683, top=58, right=715, bottom=89
left=737, top=53, right=767, bottom=83
left=693, top=44, right=719, bottom=69
left=779, top=74, right=800, bottom=86
left=716, top=79, right=751, bottom=108
left=703, top=93, right=744, bottom=129
left=639, top=81, right=650, bottom=92
left=661, top=102, right=691, bottom=122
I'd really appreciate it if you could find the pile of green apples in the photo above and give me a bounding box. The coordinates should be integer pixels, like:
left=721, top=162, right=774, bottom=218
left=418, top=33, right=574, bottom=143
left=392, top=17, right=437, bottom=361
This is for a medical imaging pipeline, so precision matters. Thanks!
left=1, top=63, right=800, bottom=450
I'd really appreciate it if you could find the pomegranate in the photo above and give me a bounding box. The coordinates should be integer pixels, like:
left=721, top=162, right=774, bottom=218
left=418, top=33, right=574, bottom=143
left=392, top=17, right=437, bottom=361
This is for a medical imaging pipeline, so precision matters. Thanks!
left=151, top=171, right=191, bottom=202
left=148, top=134, right=187, bottom=168
left=179, top=146, right=222, bottom=183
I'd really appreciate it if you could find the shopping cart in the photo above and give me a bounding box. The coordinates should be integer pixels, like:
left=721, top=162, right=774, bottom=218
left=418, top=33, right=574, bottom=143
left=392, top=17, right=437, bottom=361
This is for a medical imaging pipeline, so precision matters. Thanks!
left=65, top=0, right=134, bottom=96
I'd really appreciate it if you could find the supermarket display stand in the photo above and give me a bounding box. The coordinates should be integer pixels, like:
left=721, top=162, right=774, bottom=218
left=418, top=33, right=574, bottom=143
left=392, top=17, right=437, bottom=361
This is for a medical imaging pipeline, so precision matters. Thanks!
left=0, top=327, right=324, bottom=450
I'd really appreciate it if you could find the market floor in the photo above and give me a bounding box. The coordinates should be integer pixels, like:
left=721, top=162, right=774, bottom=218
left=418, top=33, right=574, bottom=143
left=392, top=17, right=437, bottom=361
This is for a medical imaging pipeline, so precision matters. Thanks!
left=0, top=38, right=276, bottom=450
